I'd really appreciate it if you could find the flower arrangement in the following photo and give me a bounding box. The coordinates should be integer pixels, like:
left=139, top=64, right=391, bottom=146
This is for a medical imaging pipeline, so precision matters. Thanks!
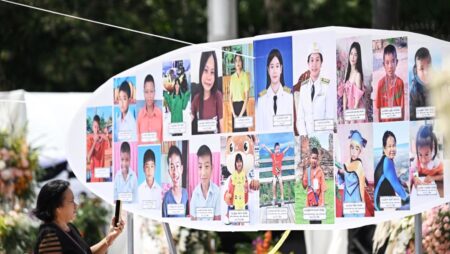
left=0, top=210, right=39, bottom=253
left=0, top=128, right=40, bottom=208
left=422, top=203, right=450, bottom=253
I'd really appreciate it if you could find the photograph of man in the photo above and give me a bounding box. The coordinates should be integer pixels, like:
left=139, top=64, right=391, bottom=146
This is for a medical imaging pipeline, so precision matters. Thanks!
left=114, top=77, right=137, bottom=142
left=296, top=42, right=335, bottom=136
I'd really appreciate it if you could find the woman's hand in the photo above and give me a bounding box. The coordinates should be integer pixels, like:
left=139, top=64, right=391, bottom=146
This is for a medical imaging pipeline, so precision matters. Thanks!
left=106, top=216, right=125, bottom=244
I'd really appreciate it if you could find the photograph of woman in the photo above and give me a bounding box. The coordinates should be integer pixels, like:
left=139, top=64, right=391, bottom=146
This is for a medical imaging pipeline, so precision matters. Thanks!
left=337, top=40, right=372, bottom=123
left=228, top=52, right=251, bottom=132
left=191, top=51, right=224, bottom=134
left=254, top=36, right=293, bottom=133
left=374, top=126, right=410, bottom=211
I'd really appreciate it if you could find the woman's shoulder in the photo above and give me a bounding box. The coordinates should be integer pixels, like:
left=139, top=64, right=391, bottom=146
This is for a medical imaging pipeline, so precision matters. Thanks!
left=36, top=224, right=63, bottom=253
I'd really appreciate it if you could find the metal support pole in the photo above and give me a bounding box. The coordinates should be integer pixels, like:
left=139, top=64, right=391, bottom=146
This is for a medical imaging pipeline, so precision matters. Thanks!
left=127, top=212, right=134, bottom=254
left=163, top=222, right=177, bottom=254
left=415, top=213, right=423, bottom=254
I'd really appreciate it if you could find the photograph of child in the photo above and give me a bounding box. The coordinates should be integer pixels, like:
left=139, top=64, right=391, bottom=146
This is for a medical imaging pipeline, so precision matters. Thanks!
left=86, top=107, right=112, bottom=183
left=336, top=36, right=373, bottom=124
left=188, top=138, right=221, bottom=221
left=137, top=145, right=162, bottom=214
left=191, top=50, right=224, bottom=134
left=373, top=122, right=410, bottom=211
left=295, top=133, right=335, bottom=224
left=136, top=73, right=163, bottom=144
left=409, top=121, right=444, bottom=200
left=409, top=44, right=441, bottom=121
left=257, top=132, right=295, bottom=224
left=114, top=76, right=137, bottom=142
left=162, top=60, right=191, bottom=137
left=113, top=141, right=138, bottom=203
left=221, top=135, right=260, bottom=225
left=372, top=37, right=408, bottom=122
left=254, top=36, right=293, bottom=133
left=293, top=33, right=336, bottom=136
left=222, top=44, right=255, bottom=133
left=335, top=124, right=375, bottom=218
left=161, top=141, right=189, bottom=218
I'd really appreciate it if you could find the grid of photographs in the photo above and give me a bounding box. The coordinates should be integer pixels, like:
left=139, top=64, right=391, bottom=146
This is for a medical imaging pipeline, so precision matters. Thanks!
left=83, top=30, right=447, bottom=230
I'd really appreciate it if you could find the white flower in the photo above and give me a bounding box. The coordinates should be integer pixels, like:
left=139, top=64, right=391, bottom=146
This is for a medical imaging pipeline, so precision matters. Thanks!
left=0, top=160, right=6, bottom=170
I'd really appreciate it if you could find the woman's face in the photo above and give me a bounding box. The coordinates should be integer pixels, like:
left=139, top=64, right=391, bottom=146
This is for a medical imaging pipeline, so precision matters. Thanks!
left=56, top=188, right=77, bottom=223
left=418, top=145, right=433, bottom=167
left=383, top=136, right=397, bottom=160
left=235, top=159, right=243, bottom=173
left=349, top=47, right=358, bottom=67
left=350, top=141, right=362, bottom=160
left=308, top=53, right=322, bottom=79
left=234, top=56, right=243, bottom=72
left=268, top=56, right=282, bottom=85
left=201, top=55, right=216, bottom=93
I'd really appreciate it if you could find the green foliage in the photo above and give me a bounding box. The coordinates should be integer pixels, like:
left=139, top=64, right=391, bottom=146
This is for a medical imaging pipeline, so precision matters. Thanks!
left=294, top=179, right=335, bottom=224
left=259, top=180, right=296, bottom=204
left=73, top=195, right=109, bottom=246
left=309, top=136, right=322, bottom=150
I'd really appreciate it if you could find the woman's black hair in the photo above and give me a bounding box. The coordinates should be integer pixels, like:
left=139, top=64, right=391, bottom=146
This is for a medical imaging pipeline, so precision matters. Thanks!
left=266, top=49, right=285, bottom=89
left=235, top=153, right=243, bottom=169
left=198, top=51, right=218, bottom=119
left=416, top=124, right=438, bottom=160
left=382, top=131, right=396, bottom=155
left=33, top=180, right=70, bottom=223
left=345, top=42, right=364, bottom=83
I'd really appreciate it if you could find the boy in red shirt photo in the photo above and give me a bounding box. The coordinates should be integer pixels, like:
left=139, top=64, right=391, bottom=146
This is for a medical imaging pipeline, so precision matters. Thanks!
left=261, top=142, right=291, bottom=206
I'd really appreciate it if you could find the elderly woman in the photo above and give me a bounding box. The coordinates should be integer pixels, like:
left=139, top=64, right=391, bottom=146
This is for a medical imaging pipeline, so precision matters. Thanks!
left=33, top=180, right=125, bottom=254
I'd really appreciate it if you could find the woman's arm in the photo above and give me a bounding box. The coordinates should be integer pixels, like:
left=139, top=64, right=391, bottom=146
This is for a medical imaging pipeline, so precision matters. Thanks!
left=353, top=73, right=363, bottom=109
left=239, top=88, right=249, bottom=117
left=229, top=88, right=236, bottom=117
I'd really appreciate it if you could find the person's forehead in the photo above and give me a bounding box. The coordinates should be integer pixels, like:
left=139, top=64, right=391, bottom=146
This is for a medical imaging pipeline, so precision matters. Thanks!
left=169, top=154, right=181, bottom=162
left=120, top=151, right=130, bottom=157
left=144, top=81, right=155, bottom=89
left=145, top=160, right=155, bottom=166
left=384, top=53, right=396, bottom=59
left=198, top=154, right=211, bottom=163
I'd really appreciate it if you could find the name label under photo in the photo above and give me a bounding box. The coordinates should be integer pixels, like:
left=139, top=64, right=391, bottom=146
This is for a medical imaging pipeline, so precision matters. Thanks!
left=273, top=115, right=292, bottom=127
left=343, top=202, right=365, bottom=215
left=234, top=116, right=253, bottom=128
left=266, top=207, right=288, bottom=220
left=141, top=132, right=157, bottom=143
left=314, top=119, right=334, bottom=131
left=168, top=122, right=186, bottom=134
left=380, top=106, right=402, bottom=119
left=416, top=106, right=435, bottom=119
left=167, top=204, right=186, bottom=215
left=142, top=200, right=157, bottom=209
left=229, top=210, right=250, bottom=223
left=417, top=183, right=438, bottom=196
left=118, top=192, right=133, bottom=202
left=198, top=119, right=217, bottom=132
left=94, top=167, right=110, bottom=178
left=380, top=196, right=401, bottom=208
left=303, top=207, right=326, bottom=220
left=196, top=207, right=214, bottom=219
left=344, top=108, right=366, bottom=121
